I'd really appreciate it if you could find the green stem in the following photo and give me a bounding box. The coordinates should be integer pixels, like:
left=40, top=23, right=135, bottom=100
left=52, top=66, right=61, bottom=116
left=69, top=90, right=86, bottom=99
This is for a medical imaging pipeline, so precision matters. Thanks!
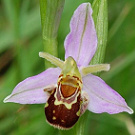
left=39, top=0, right=65, bottom=68
left=91, top=0, right=108, bottom=65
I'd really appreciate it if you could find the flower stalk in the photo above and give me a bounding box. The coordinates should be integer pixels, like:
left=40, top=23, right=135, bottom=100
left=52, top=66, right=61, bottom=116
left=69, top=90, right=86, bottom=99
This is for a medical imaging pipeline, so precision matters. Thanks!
left=91, top=0, right=108, bottom=65
left=39, top=0, right=65, bottom=68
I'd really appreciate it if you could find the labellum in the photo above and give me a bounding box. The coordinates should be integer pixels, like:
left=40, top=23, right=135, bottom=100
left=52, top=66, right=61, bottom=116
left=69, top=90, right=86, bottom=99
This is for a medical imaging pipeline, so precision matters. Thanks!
left=43, top=56, right=87, bottom=129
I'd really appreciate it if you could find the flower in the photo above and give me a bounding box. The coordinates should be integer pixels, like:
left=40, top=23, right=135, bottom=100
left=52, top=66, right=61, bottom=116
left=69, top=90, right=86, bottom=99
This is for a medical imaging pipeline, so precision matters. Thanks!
left=4, top=3, right=133, bottom=130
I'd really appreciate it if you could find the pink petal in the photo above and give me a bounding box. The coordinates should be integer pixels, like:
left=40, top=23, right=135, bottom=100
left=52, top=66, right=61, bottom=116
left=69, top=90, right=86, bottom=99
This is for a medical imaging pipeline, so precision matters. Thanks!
left=82, top=74, right=133, bottom=114
left=64, top=3, right=97, bottom=67
left=4, top=68, right=61, bottom=104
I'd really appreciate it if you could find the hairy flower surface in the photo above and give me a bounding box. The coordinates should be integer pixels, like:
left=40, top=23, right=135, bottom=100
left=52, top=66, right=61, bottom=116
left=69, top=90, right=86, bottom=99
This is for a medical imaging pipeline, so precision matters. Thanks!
left=4, top=3, right=133, bottom=129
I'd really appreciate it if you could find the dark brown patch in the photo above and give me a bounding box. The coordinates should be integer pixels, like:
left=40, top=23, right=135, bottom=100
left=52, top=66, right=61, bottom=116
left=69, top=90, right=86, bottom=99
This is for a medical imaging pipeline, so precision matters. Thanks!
left=45, top=90, right=81, bottom=129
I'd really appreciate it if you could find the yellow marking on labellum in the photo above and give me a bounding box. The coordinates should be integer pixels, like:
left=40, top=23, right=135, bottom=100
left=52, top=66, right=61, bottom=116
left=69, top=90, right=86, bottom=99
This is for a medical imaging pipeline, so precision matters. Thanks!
left=45, top=102, right=49, bottom=108
left=52, top=116, right=56, bottom=120
left=54, top=89, right=80, bottom=109
left=53, top=110, right=55, bottom=113
left=61, top=120, right=65, bottom=123
left=76, top=110, right=80, bottom=116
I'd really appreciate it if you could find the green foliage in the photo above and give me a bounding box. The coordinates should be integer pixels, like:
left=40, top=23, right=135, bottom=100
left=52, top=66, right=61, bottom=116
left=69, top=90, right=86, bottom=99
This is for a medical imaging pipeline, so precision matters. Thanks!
left=0, top=0, right=135, bottom=135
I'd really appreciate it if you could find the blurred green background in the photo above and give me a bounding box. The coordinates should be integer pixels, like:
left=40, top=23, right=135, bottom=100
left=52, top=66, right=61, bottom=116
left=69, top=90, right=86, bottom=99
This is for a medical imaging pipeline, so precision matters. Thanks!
left=0, top=0, right=135, bottom=135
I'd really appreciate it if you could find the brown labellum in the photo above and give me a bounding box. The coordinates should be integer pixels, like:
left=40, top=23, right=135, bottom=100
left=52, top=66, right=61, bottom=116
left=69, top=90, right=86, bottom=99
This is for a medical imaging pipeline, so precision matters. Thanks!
left=45, top=75, right=82, bottom=129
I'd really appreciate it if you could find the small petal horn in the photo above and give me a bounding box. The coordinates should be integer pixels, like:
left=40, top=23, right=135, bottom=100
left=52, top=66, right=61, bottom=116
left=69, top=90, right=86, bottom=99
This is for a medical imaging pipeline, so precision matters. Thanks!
left=39, top=52, right=64, bottom=69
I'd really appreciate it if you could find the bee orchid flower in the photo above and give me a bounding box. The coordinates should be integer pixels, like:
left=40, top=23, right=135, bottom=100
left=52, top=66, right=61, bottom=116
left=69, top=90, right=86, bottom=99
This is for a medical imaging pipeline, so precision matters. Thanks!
left=4, top=3, right=133, bottom=130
